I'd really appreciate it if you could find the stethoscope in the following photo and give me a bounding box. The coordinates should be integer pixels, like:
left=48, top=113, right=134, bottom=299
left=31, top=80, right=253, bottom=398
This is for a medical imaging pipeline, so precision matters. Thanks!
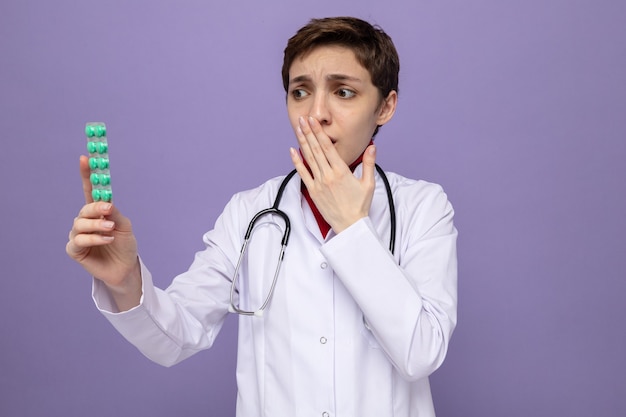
left=229, top=164, right=396, bottom=317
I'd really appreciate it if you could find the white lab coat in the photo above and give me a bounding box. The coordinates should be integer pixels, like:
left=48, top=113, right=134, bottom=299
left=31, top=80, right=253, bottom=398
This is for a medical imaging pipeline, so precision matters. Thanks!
left=94, top=165, right=458, bottom=417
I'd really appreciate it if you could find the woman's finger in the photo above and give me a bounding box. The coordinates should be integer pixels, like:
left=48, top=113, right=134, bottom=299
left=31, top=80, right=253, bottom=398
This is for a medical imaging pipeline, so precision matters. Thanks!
left=304, top=116, right=345, bottom=169
left=79, top=155, right=95, bottom=204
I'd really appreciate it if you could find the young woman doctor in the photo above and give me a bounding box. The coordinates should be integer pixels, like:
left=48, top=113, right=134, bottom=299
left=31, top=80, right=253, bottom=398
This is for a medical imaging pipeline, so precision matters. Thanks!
left=66, top=17, right=457, bottom=417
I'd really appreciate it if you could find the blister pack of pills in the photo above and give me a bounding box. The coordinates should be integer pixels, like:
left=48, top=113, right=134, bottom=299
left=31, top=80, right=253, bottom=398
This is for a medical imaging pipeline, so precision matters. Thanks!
left=85, top=122, right=112, bottom=202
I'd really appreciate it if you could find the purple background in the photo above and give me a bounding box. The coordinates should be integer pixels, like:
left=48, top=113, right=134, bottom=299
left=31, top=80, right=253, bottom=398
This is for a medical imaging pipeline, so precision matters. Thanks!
left=1, top=1, right=625, bottom=416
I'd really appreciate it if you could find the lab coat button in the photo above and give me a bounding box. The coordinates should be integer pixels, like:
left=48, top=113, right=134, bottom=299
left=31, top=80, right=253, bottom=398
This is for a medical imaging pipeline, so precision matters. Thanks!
left=320, top=262, right=328, bottom=269
left=320, top=336, right=327, bottom=344
left=322, top=412, right=330, bottom=417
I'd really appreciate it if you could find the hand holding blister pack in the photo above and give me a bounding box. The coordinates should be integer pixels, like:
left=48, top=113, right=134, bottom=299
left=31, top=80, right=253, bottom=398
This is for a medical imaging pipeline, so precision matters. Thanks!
left=68, top=122, right=142, bottom=310
left=85, top=122, right=112, bottom=202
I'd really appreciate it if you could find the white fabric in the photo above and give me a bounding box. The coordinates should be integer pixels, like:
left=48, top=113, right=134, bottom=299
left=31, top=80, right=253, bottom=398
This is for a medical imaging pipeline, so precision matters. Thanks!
left=93, top=165, right=458, bottom=417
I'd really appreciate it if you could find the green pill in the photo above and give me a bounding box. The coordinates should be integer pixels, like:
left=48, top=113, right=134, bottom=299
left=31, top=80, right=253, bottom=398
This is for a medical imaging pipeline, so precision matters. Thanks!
left=87, top=141, right=97, bottom=153
left=101, top=190, right=112, bottom=202
left=99, top=174, right=111, bottom=185
left=90, top=173, right=100, bottom=185
left=85, top=125, right=96, bottom=138
left=96, top=142, right=108, bottom=153
left=94, top=125, right=106, bottom=137
left=97, top=158, right=109, bottom=169
left=88, top=157, right=98, bottom=170
left=92, top=189, right=101, bottom=201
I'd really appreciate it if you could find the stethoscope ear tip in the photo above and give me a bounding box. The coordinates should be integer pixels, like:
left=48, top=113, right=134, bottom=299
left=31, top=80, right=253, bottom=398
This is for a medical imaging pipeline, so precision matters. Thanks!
left=254, top=310, right=264, bottom=318
left=228, top=305, right=236, bottom=314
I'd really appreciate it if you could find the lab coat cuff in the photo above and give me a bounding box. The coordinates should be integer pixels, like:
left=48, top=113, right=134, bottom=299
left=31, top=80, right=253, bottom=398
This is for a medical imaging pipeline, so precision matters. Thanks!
left=91, top=256, right=154, bottom=316
left=324, top=217, right=378, bottom=251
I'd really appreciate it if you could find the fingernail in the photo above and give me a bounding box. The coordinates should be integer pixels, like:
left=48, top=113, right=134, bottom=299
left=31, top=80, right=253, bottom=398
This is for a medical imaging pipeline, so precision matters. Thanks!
left=103, top=220, right=115, bottom=229
left=101, top=203, right=112, bottom=211
left=298, top=116, right=306, bottom=128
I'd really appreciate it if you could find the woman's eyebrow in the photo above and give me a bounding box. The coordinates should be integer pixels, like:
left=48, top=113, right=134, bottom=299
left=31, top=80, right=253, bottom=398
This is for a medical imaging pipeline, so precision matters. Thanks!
left=289, top=74, right=363, bottom=85
left=326, top=74, right=363, bottom=83
left=289, top=75, right=311, bottom=85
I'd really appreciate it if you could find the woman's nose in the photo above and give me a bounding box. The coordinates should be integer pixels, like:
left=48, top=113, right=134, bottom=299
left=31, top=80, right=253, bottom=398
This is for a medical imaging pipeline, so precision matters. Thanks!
left=309, top=94, right=331, bottom=125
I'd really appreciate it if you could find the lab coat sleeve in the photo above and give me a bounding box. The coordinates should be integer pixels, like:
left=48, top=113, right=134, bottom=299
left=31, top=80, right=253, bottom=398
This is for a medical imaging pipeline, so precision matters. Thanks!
left=92, top=195, right=247, bottom=367
left=320, top=182, right=457, bottom=381
left=92, top=258, right=218, bottom=367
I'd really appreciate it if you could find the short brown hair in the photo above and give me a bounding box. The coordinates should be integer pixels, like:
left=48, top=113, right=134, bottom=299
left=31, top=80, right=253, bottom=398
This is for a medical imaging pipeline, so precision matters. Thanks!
left=282, top=16, right=400, bottom=100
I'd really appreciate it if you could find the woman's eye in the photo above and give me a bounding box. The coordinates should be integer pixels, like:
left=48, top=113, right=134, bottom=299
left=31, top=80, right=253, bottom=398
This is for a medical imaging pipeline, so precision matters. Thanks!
left=291, top=89, right=308, bottom=99
left=337, top=88, right=356, bottom=99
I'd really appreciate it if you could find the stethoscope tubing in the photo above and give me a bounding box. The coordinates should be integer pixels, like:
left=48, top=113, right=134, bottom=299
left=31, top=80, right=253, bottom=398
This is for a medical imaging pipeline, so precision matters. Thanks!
left=229, top=164, right=396, bottom=316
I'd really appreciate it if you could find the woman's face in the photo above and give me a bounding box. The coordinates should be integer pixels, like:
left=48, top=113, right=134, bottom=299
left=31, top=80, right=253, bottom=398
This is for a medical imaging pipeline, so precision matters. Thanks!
left=286, top=45, right=396, bottom=165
